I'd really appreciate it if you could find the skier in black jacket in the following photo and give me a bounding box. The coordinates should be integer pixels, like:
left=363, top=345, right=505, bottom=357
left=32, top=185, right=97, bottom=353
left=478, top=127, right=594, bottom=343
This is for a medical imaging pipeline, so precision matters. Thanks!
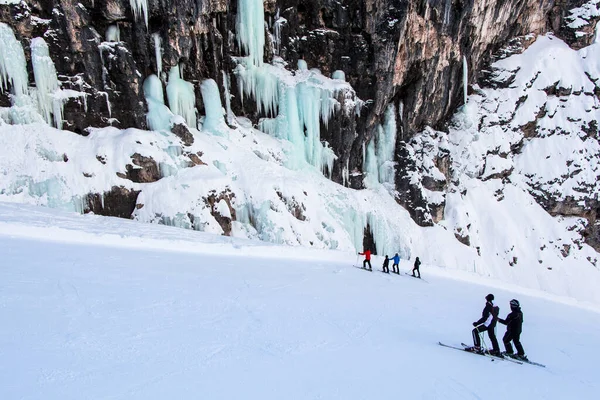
left=412, top=257, right=421, bottom=278
left=469, top=294, right=501, bottom=356
left=382, top=255, right=390, bottom=273
left=499, top=299, right=527, bottom=360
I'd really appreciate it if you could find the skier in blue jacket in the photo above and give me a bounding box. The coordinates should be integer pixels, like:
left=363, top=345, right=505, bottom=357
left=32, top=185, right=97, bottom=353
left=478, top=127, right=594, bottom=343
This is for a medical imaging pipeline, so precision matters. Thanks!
left=391, top=253, right=400, bottom=274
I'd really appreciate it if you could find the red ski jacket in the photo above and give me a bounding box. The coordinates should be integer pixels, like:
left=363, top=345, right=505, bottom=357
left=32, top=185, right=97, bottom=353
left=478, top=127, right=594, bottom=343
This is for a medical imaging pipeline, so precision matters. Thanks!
left=359, top=250, right=371, bottom=261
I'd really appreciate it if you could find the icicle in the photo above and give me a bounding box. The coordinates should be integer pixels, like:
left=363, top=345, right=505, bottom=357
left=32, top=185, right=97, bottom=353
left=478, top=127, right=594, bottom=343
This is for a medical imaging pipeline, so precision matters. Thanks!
left=105, top=25, right=120, bottom=42
left=235, top=60, right=279, bottom=116
left=129, top=0, right=149, bottom=28
left=152, top=33, right=162, bottom=75
left=200, top=78, right=224, bottom=132
left=444, top=0, right=451, bottom=26
left=0, top=23, right=29, bottom=100
left=236, top=0, right=265, bottom=66
left=272, top=9, right=286, bottom=56
left=166, top=66, right=197, bottom=128
left=463, top=55, right=468, bottom=105
left=31, top=37, right=63, bottom=129
left=222, top=70, right=234, bottom=124
left=143, top=74, right=173, bottom=131
left=342, top=158, right=349, bottom=187
left=100, top=91, right=111, bottom=118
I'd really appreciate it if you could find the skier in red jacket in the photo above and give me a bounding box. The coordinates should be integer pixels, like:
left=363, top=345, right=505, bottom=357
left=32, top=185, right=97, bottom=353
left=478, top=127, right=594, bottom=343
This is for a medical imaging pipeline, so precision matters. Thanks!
left=358, top=249, right=372, bottom=270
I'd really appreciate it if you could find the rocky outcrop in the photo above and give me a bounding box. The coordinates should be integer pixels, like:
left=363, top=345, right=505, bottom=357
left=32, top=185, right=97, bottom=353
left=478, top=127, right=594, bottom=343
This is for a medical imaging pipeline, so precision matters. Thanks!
left=86, top=185, right=140, bottom=218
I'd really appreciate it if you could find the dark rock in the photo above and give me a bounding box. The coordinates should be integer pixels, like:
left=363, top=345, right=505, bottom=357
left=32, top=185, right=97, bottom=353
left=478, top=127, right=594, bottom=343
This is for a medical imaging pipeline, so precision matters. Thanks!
left=171, top=123, right=194, bottom=146
left=85, top=186, right=140, bottom=218
left=204, top=189, right=236, bottom=236
left=118, top=153, right=160, bottom=183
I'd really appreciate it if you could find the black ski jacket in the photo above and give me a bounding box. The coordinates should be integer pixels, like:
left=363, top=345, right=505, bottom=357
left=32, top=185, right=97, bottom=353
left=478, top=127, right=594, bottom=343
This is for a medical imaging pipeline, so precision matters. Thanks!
left=498, top=308, right=523, bottom=335
left=474, top=301, right=494, bottom=326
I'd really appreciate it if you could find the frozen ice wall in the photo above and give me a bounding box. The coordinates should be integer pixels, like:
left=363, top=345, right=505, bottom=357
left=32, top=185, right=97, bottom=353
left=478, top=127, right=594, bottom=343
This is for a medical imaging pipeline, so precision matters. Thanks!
left=31, top=38, right=63, bottom=129
left=0, top=22, right=33, bottom=124
left=166, top=66, right=197, bottom=128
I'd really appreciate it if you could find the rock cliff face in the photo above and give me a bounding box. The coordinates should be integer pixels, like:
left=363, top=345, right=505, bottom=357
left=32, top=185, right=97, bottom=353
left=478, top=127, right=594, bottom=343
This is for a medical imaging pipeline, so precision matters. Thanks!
left=0, top=0, right=598, bottom=240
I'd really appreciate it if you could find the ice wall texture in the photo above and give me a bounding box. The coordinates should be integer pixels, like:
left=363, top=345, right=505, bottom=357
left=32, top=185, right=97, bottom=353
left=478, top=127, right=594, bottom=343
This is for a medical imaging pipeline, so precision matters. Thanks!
left=0, top=0, right=559, bottom=182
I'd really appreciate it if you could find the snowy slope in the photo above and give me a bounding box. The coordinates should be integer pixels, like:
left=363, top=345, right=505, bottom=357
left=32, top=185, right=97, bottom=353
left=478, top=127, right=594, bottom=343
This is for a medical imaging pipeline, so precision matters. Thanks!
left=1, top=202, right=599, bottom=399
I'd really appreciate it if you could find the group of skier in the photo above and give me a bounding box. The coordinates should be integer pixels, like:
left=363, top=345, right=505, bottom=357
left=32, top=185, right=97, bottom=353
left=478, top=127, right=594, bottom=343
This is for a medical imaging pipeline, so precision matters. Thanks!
left=357, top=249, right=529, bottom=362
left=467, top=293, right=528, bottom=361
left=358, top=249, right=421, bottom=278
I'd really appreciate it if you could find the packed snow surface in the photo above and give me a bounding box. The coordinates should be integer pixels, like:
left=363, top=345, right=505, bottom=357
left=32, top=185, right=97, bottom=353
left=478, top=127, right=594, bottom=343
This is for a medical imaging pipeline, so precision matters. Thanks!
left=0, top=202, right=599, bottom=399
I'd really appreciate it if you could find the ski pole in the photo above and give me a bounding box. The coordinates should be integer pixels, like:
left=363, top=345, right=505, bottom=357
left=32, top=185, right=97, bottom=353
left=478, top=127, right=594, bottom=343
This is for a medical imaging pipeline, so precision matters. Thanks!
left=355, top=254, right=359, bottom=267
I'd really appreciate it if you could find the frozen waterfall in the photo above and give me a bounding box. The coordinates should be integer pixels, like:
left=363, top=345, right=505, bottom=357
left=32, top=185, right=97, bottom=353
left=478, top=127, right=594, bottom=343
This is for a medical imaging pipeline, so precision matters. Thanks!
left=31, top=38, right=63, bottom=129
left=364, top=103, right=397, bottom=187
left=0, top=23, right=29, bottom=102
left=236, top=0, right=265, bottom=66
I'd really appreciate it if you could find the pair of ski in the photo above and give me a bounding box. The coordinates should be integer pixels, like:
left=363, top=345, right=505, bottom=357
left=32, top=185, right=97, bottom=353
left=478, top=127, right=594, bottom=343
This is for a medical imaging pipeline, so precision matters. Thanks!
left=439, top=342, right=545, bottom=368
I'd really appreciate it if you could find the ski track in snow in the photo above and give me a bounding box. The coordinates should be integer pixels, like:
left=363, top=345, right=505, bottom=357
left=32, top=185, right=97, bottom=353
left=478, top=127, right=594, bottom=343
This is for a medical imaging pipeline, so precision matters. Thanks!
left=0, top=203, right=599, bottom=399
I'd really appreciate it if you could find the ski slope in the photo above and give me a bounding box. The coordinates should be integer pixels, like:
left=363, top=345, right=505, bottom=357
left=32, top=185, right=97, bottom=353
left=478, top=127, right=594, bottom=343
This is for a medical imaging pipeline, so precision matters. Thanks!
left=1, top=203, right=599, bottom=399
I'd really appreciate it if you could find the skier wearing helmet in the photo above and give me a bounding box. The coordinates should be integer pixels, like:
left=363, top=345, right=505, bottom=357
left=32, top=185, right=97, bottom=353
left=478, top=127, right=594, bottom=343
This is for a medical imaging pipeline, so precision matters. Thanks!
left=499, top=299, right=527, bottom=361
left=467, top=294, right=501, bottom=356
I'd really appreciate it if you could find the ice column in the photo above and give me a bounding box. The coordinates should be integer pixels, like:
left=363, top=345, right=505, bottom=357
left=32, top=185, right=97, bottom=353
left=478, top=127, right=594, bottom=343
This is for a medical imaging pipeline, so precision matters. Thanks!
left=376, top=104, right=397, bottom=184
left=272, top=9, right=286, bottom=56
left=0, top=23, right=29, bottom=102
left=152, top=33, right=162, bottom=75
left=129, top=0, right=149, bottom=28
left=443, top=0, right=451, bottom=26
left=222, top=70, right=234, bottom=124
left=463, top=55, right=468, bottom=105
left=236, top=0, right=265, bottom=66
left=31, top=37, right=63, bottom=128
left=166, top=66, right=197, bottom=128
left=364, top=103, right=397, bottom=186
left=200, top=78, right=225, bottom=132
left=143, top=74, right=173, bottom=131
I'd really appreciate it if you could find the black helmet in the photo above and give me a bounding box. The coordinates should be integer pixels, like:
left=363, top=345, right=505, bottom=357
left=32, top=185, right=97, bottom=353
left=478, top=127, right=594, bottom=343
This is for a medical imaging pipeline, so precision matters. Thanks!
left=510, top=299, right=520, bottom=308
left=485, top=294, right=494, bottom=302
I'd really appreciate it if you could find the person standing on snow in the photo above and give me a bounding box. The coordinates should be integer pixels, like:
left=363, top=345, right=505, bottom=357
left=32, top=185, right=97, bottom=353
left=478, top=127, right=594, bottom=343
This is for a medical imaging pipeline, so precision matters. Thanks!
left=498, top=299, right=527, bottom=361
left=468, top=294, right=501, bottom=356
left=358, top=249, right=372, bottom=270
left=412, top=257, right=421, bottom=278
left=391, top=253, right=400, bottom=274
left=382, top=255, right=390, bottom=273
